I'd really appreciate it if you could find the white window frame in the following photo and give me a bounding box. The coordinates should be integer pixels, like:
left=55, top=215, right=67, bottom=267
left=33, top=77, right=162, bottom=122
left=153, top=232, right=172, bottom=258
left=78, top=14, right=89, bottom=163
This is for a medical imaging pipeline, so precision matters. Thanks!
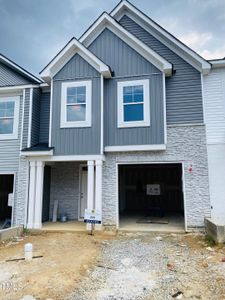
left=0, top=96, right=20, bottom=140
left=60, top=80, right=92, bottom=128
left=117, top=79, right=150, bottom=128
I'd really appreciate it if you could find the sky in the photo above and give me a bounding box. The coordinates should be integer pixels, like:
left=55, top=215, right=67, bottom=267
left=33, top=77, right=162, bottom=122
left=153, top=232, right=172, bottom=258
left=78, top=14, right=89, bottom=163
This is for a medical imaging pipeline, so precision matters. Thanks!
left=0, top=0, right=224, bottom=77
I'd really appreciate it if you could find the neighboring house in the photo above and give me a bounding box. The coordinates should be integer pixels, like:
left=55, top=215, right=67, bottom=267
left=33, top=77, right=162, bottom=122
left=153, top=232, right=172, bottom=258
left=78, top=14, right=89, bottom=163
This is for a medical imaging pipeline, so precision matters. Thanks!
left=203, top=59, right=225, bottom=225
left=2, top=0, right=224, bottom=232
left=0, top=53, right=42, bottom=228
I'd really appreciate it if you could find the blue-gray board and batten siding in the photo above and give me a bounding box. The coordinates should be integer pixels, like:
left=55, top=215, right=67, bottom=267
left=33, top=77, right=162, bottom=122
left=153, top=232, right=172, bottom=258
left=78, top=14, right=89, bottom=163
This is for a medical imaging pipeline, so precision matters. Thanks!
left=0, top=62, right=31, bottom=87
left=52, top=54, right=101, bottom=155
left=88, top=28, right=165, bottom=146
left=39, top=92, right=50, bottom=144
left=119, top=15, right=204, bottom=124
left=31, top=88, right=41, bottom=147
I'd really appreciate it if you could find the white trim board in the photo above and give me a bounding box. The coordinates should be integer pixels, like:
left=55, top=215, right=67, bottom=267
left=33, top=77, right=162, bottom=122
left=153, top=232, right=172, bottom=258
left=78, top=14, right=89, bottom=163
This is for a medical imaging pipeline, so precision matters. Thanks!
left=110, top=1, right=210, bottom=74
left=105, top=144, right=166, bottom=152
left=79, top=13, right=172, bottom=76
left=26, top=154, right=105, bottom=162
left=27, top=88, right=33, bottom=147
left=40, top=38, right=111, bottom=83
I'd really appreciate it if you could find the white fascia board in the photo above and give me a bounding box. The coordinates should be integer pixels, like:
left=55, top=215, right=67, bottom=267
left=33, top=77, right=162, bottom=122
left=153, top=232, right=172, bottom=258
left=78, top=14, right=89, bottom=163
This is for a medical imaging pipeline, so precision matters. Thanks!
left=80, top=13, right=172, bottom=76
left=209, top=59, right=225, bottom=69
left=0, top=55, right=42, bottom=83
left=111, top=1, right=211, bottom=74
left=20, top=149, right=54, bottom=157
left=105, top=144, right=166, bottom=152
left=0, top=84, right=39, bottom=94
left=27, top=154, right=105, bottom=162
left=40, top=38, right=111, bottom=82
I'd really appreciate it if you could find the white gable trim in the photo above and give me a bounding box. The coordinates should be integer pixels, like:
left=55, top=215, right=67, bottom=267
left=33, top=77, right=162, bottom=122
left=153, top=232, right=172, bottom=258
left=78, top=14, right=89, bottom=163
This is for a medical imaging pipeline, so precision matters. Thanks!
left=80, top=13, right=172, bottom=76
left=0, top=54, right=42, bottom=84
left=40, top=38, right=111, bottom=82
left=111, top=0, right=211, bottom=74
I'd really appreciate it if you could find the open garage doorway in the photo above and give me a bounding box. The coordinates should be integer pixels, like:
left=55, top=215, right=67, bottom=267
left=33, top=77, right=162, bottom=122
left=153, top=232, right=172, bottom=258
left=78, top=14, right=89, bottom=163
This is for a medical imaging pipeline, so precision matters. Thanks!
left=0, top=174, right=14, bottom=229
left=118, top=163, right=185, bottom=232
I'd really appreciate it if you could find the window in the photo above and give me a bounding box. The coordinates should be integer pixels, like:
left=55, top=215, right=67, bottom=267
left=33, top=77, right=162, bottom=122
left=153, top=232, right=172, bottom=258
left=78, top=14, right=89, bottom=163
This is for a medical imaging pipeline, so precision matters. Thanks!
left=117, top=79, right=150, bottom=128
left=0, top=96, right=20, bottom=140
left=61, top=80, right=92, bottom=128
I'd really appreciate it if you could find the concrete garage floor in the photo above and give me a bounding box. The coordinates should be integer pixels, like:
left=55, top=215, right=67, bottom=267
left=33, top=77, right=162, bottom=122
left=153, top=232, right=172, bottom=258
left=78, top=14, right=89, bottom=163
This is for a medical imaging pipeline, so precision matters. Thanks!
left=119, top=213, right=185, bottom=232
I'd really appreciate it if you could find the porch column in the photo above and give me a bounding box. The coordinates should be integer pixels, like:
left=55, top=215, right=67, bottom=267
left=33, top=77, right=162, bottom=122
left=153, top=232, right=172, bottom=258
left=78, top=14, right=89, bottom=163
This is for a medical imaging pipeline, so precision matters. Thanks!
left=33, top=161, right=45, bottom=229
left=27, top=161, right=36, bottom=229
left=87, top=160, right=95, bottom=210
left=95, top=160, right=103, bottom=229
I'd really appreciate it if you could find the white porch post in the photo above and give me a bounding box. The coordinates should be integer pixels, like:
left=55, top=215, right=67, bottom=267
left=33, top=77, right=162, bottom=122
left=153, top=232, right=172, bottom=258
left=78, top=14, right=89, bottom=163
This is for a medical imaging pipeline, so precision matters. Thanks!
left=95, top=160, right=103, bottom=229
left=87, top=160, right=95, bottom=210
left=33, top=161, right=45, bottom=229
left=87, top=160, right=95, bottom=229
left=27, top=161, right=36, bottom=229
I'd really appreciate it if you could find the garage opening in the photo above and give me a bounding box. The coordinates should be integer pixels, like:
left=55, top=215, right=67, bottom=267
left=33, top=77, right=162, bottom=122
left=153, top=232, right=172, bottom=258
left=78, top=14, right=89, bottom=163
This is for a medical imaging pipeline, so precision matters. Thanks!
left=0, top=174, right=14, bottom=229
left=118, top=163, right=185, bottom=231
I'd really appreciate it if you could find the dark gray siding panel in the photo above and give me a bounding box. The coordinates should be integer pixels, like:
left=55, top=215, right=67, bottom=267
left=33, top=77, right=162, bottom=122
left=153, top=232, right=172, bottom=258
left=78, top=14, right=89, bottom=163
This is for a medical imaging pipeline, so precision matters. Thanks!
left=39, top=92, right=50, bottom=143
left=52, top=54, right=101, bottom=155
left=119, top=15, right=203, bottom=124
left=22, top=88, right=31, bottom=149
left=54, top=53, right=99, bottom=80
left=0, top=63, right=30, bottom=87
left=88, top=29, right=161, bottom=77
left=104, top=75, right=164, bottom=146
left=31, top=88, right=41, bottom=146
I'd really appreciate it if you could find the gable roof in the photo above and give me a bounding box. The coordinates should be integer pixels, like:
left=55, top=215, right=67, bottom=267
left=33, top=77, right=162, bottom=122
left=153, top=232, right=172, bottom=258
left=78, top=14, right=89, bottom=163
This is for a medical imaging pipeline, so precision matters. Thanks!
left=79, top=12, right=172, bottom=76
left=0, top=53, right=42, bottom=84
left=110, top=0, right=211, bottom=74
left=40, top=37, right=112, bottom=82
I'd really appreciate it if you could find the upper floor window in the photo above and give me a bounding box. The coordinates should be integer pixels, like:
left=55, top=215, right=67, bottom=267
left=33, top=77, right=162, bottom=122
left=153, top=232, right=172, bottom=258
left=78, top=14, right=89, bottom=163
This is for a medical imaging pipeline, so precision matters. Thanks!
left=0, top=96, right=20, bottom=140
left=60, top=80, right=92, bottom=128
left=117, top=79, right=150, bottom=128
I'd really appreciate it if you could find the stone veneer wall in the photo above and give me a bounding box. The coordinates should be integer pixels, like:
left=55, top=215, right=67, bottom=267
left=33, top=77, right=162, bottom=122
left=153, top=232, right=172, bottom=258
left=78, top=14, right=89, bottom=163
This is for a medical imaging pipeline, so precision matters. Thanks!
left=102, top=125, right=211, bottom=230
left=13, top=157, right=29, bottom=226
left=49, top=162, right=80, bottom=220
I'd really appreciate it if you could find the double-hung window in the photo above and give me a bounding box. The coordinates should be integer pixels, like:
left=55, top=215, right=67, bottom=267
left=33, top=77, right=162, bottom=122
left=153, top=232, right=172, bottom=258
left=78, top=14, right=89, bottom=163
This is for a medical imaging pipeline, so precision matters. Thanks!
left=117, top=79, right=150, bottom=128
left=0, top=96, right=20, bottom=140
left=61, top=80, right=92, bottom=128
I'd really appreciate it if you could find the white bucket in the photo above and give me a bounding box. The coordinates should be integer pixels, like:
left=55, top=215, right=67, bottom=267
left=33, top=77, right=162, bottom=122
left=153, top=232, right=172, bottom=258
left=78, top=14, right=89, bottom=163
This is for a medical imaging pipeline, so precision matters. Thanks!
left=24, top=243, right=33, bottom=261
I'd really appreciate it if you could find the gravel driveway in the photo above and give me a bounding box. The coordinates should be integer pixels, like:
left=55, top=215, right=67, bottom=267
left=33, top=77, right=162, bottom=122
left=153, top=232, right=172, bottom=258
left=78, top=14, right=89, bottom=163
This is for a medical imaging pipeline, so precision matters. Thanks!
left=69, top=232, right=225, bottom=300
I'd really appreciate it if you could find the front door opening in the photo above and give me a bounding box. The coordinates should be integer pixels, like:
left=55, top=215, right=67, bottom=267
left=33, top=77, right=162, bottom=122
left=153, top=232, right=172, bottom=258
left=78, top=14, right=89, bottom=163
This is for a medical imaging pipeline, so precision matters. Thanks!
left=119, top=163, right=185, bottom=231
left=0, top=174, right=14, bottom=229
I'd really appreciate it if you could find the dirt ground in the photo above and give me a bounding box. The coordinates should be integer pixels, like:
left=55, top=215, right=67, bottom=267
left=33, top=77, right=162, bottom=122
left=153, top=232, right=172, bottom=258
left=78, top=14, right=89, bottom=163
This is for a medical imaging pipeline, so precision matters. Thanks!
left=0, top=232, right=111, bottom=300
left=0, top=231, right=224, bottom=300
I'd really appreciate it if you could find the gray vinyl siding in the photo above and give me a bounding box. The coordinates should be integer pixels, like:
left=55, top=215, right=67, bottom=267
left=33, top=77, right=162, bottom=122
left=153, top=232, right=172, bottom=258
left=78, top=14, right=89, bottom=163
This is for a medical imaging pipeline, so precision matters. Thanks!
left=88, top=29, right=161, bottom=77
left=88, top=28, right=164, bottom=146
left=39, top=92, right=50, bottom=143
left=52, top=54, right=101, bottom=155
left=22, top=88, right=31, bottom=149
left=31, top=88, right=41, bottom=146
left=0, top=62, right=30, bottom=87
left=0, top=94, right=23, bottom=172
left=119, top=15, right=204, bottom=124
